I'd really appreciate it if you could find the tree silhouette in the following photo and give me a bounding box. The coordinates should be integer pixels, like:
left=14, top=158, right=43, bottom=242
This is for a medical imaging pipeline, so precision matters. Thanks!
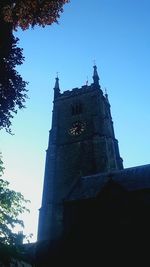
left=0, top=0, right=69, bottom=132
left=0, top=20, right=28, bottom=133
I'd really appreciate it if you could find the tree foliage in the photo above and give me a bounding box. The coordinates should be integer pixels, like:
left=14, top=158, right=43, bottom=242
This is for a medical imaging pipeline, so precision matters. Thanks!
left=0, top=0, right=69, bottom=132
left=0, top=179, right=29, bottom=245
left=0, top=154, right=30, bottom=264
left=0, top=154, right=29, bottom=246
left=2, top=0, right=69, bottom=30
left=0, top=20, right=28, bottom=133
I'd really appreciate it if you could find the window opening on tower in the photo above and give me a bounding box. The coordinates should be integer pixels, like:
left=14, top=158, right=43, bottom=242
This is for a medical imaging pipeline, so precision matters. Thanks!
left=71, top=103, right=83, bottom=116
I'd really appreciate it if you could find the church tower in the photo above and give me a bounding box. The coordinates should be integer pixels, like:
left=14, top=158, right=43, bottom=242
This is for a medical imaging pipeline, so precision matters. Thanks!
left=38, top=66, right=123, bottom=242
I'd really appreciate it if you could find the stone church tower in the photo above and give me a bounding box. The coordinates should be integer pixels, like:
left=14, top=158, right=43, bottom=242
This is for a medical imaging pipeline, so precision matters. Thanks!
left=38, top=66, right=123, bottom=242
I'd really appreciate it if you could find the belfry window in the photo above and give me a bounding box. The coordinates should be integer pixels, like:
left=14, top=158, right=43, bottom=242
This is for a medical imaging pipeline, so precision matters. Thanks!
left=71, top=103, right=83, bottom=115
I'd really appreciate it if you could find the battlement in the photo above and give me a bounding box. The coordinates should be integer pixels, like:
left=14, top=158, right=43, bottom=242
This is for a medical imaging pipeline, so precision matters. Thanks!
left=57, top=83, right=102, bottom=100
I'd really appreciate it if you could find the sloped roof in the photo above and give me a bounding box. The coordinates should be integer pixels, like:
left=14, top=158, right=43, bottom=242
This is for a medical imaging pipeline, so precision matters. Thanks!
left=66, top=164, right=150, bottom=201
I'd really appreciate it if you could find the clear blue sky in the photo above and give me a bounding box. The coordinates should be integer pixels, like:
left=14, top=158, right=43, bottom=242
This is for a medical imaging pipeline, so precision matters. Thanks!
left=1, top=0, right=150, bottom=242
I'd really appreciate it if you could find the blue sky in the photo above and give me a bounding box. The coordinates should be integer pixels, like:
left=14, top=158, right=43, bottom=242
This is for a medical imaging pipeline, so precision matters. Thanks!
left=1, top=0, right=150, bottom=242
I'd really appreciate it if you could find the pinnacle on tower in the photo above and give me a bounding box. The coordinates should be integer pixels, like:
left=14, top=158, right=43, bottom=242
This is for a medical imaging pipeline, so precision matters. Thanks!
left=93, top=65, right=100, bottom=85
left=104, top=88, right=110, bottom=105
left=54, top=76, right=59, bottom=89
left=105, top=88, right=108, bottom=99
left=54, top=75, right=60, bottom=98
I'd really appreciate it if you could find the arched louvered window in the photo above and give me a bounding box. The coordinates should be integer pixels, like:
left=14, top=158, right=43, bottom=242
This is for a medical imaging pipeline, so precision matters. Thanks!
left=71, top=102, right=83, bottom=115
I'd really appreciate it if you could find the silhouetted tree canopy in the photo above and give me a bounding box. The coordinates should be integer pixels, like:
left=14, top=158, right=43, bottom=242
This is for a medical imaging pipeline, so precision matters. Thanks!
left=0, top=0, right=69, bottom=132
left=0, top=20, right=28, bottom=133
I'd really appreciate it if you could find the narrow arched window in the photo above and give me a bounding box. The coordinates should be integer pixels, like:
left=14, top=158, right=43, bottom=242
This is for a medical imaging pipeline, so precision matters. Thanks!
left=71, top=102, right=83, bottom=116
left=71, top=104, right=75, bottom=115
left=79, top=103, right=82, bottom=114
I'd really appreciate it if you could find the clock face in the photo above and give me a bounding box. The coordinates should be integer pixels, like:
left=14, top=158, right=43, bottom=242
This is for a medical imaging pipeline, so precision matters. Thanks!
left=68, top=121, right=86, bottom=136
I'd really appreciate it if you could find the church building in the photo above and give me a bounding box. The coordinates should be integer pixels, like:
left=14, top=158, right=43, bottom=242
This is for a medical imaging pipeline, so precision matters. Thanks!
left=36, top=66, right=150, bottom=266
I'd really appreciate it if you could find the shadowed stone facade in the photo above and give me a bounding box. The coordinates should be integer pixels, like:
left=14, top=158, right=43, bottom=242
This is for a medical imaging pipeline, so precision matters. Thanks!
left=36, top=66, right=150, bottom=266
left=38, top=66, right=123, bottom=242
